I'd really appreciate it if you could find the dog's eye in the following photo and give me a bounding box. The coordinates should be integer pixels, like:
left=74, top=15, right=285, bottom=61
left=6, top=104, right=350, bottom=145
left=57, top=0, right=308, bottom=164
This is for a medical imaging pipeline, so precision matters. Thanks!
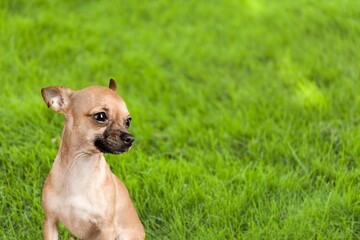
left=125, top=117, right=131, bottom=128
left=93, top=112, right=108, bottom=123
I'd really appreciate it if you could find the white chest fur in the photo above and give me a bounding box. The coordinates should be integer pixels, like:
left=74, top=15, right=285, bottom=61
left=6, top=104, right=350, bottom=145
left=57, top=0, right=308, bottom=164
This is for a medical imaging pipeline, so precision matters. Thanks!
left=44, top=154, right=116, bottom=238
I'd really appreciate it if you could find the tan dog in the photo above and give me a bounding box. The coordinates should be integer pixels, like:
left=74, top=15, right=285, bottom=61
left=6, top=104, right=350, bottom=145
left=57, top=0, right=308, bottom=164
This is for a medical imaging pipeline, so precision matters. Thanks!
left=41, top=79, right=145, bottom=240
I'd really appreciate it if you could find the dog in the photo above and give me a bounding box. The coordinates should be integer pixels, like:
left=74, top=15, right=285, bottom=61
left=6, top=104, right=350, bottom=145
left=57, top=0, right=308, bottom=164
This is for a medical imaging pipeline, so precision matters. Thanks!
left=41, top=79, right=145, bottom=240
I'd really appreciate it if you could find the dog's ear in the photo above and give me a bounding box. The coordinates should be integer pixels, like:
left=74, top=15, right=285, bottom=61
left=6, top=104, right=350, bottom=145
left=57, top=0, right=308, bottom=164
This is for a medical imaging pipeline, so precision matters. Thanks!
left=41, top=86, right=73, bottom=113
left=109, top=79, right=117, bottom=92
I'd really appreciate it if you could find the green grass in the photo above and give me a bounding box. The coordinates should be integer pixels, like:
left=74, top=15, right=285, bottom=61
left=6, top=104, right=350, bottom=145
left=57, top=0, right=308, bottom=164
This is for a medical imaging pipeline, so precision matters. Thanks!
left=1, top=0, right=360, bottom=239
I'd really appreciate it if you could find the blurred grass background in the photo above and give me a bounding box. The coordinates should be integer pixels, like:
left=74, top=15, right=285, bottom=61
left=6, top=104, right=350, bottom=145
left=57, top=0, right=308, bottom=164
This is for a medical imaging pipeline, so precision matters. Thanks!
left=0, top=0, right=360, bottom=239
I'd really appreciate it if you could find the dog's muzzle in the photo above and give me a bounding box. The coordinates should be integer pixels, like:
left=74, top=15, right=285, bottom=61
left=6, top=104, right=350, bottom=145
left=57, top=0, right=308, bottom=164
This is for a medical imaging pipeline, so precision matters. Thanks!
left=94, top=130, right=135, bottom=154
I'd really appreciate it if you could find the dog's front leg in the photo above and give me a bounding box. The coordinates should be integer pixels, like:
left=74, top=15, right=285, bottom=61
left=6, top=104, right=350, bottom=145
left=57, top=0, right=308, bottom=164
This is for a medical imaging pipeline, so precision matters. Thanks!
left=97, top=222, right=117, bottom=240
left=43, top=217, right=59, bottom=240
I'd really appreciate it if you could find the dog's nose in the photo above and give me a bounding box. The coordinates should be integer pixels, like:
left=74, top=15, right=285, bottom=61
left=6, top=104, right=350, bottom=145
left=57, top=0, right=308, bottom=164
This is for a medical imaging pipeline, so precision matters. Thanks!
left=121, top=133, right=135, bottom=145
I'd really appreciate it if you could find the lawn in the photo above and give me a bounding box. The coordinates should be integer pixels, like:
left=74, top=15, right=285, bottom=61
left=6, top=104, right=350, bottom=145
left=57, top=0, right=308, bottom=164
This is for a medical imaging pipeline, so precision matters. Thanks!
left=0, top=0, right=360, bottom=239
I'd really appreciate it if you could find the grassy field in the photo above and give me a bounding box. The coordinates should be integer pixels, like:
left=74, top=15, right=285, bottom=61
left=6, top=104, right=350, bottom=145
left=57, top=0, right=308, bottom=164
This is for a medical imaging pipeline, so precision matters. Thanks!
left=1, top=0, right=360, bottom=239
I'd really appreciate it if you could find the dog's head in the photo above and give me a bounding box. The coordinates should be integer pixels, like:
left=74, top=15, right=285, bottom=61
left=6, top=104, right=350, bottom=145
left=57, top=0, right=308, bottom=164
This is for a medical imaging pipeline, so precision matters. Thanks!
left=41, top=79, right=134, bottom=154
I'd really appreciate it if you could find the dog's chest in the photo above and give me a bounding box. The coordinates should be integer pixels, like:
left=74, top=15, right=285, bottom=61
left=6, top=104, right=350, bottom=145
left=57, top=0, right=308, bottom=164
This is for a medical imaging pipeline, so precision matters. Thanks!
left=64, top=195, right=103, bottom=222
left=46, top=158, right=115, bottom=237
left=50, top=196, right=90, bottom=238
left=52, top=187, right=114, bottom=238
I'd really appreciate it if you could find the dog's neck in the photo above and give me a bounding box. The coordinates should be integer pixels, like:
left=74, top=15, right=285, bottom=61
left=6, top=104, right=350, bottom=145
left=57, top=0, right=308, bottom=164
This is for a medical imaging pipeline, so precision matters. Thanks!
left=55, top=119, right=105, bottom=171
left=51, top=124, right=109, bottom=192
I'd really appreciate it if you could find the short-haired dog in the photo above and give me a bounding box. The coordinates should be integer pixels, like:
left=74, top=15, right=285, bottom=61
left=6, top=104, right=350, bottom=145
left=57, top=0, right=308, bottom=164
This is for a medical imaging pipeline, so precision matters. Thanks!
left=41, top=79, right=145, bottom=240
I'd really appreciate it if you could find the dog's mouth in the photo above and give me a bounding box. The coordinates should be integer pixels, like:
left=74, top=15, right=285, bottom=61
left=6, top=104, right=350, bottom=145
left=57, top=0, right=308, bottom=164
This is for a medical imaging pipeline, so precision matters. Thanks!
left=94, top=131, right=134, bottom=155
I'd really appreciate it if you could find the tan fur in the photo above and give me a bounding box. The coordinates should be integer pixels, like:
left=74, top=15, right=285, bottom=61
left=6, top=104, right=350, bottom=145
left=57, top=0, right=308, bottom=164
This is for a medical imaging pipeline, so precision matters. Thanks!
left=41, top=81, right=145, bottom=240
